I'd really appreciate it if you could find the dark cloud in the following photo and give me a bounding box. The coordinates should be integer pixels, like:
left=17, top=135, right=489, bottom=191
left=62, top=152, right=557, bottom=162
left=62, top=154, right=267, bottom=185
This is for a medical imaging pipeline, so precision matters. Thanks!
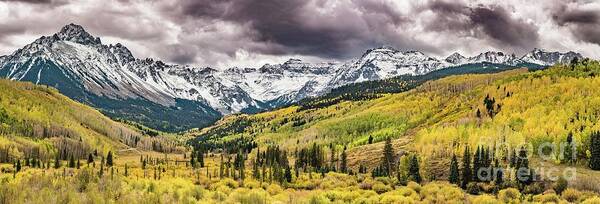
left=425, top=0, right=539, bottom=52
left=552, top=5, right=600, bottom=45
left=469, top=6, right=539, bottom=49
left=163, top=44, right=198, bottom=64
left=160, top=0, right=427, bottom=60
left=0, top=0, right=597, bottom=67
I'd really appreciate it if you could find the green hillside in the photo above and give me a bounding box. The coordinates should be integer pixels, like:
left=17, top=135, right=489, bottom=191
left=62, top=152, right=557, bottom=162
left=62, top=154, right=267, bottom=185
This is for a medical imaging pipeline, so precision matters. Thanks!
left=189, top=59, right=600, bottom=190
left=0, top=79, right=178, bottom=162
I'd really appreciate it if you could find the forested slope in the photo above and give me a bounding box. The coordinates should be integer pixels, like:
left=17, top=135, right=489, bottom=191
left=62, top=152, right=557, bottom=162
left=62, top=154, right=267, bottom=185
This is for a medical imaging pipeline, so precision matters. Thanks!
left=190, top=59, right=600, bottom=186
left=0, top=80, right=179, bottom=163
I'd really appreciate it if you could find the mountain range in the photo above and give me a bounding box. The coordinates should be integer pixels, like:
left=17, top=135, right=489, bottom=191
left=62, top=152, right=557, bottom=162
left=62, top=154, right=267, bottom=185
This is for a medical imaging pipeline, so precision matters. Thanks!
left=0, top=24, right=583, bottom=131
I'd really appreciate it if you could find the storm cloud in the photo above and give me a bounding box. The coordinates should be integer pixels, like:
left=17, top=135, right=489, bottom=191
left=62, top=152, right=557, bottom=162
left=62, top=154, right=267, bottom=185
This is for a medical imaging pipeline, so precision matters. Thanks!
left=0, top=0, right=598, bottom=68
left=425, top=0, right=539, bottom=53
left=553, top=3, right=600, bottom=45
left=159, top=0, right=428, bottom=61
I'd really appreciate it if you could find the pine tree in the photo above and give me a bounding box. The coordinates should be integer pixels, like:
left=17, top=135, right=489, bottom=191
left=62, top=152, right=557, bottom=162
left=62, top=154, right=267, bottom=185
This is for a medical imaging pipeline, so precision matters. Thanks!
left=494, top=159, right=503, bottom=185
left=16, top=160, right=21, bottom=172
left=99, top=162, right=104, bottom=178
left=87, top=153, right=94, bottom=165
left=472, top=146, right=481, bottom=182
left=198, top=150, right=205, bottom=168
left=340, top=146, right=348, bottom=173
left=589, top=131, right=600, bottom=170
left=483, top=147, right=490, bottom=168
left=262, top=160, right=267, bottom=183
left=294, top=162, right=300, bottom=179
left=564, top=132, right=575, bottom=165
left=515, top=147, right=532, bottom=185
left=510, top=149, right=517, bottom=167
left=329, top=144, right=336, bottom=172
left=219, top=154, right=224, bottom=179
left=239, top=151, right=246, bottom=182
left=449, top=154, right=460, bottom=185
left=54, top=154, right=60, bottom=169
left=382, top=137, right=395, bottom=177
left=106, top=151, right=113, bottom=166
left=461, top=146, right=472, bottom=188
left=285, top=164, right=292, bottom=183
left=408, top=155, right=422, bottom=183
left=359, top=163, right=367, bottom=174
left=190, top=152, right=196, bottom=168
left=69, top=155, right=75, bottom=168
left=253, top=159, right=260, bottom=179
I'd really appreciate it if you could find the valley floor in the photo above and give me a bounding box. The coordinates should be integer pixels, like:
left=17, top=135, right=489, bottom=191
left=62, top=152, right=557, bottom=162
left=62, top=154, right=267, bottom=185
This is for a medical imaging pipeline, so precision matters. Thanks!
left=2, top=153, right=600, bottom=204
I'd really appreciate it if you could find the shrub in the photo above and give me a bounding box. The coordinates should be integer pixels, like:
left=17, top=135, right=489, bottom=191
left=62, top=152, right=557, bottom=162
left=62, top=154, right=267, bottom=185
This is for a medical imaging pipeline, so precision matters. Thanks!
left=533, top=193, right=561, bottom=203
left=323, top=189, right=361, bottom=203
left=396, top=187, right=420, bottom=201
left=359, top=179, right=374, bottom=190
left=266, top=184, right=283, bottom=195
left=499, top=180, right=518, bottom=190
left=243, top=180, right=261, bottom=189
left=498, top=188, right=521, bottom=203
left=379, top=195, right=415, bottom=204
left=470, top=195, right=500, bottom=204
left=75, top=168, right=96, bottom=192
left=580, top=191, right=600, bottom=203
left=553, top=177, right=568, bottom=195
left=213, top=178, right=238, bottom=190
left=582, top=196, right=600, bottom=204
left=372, top=182, right=393, bottom=194
left=407, top=181, right=421, bottom=193
left=419, top=182, right=464, bottom=203
left=561, top=188, right=582, bottom=203
left=524, top=183, right=544, bottom=195
left=375, top=177, right=394, bottom=185
left=466, top=183, right=480, bottom=195
left=235, top=189, right=269, bottom=204
left=480, top=183, right=497, bottom=194
left=309, top=194, right=331, bottom=204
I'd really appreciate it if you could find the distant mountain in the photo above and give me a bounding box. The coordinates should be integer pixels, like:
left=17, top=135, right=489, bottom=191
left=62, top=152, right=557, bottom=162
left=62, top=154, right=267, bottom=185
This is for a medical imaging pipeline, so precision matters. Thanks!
left=0, top=24, right=584, bottom=131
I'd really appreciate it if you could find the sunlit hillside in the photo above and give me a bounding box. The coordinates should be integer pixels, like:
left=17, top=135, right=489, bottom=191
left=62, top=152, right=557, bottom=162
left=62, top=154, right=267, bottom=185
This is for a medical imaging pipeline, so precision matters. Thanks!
left=0, top=79, right=180, bottom=162
left=191, top=59, right=600, bottom=191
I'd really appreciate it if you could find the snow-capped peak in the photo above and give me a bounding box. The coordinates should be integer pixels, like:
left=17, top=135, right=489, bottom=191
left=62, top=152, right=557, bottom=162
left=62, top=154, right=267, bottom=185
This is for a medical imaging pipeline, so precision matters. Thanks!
left=55, top=23, right=101, bottom=45
left=520, top=48, right=582, bottom=66
left=445, top=52, right=467, bottom=65
left=468, top=51, right=518, bottom=65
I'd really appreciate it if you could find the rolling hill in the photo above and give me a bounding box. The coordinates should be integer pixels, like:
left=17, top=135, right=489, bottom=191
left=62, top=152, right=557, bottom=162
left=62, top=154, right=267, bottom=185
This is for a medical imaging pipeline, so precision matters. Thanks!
left=0, top=79, right=178, bottom=163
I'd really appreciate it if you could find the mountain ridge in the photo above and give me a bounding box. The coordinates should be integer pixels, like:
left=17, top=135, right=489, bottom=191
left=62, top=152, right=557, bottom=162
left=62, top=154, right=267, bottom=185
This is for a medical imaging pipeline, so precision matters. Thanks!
left=0, top=24, right=584, bottom=131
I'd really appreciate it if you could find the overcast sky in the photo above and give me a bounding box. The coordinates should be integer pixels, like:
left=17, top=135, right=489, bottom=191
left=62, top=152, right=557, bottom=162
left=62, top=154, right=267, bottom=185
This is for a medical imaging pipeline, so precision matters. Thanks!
left=0, top=0, right=599, bottom=68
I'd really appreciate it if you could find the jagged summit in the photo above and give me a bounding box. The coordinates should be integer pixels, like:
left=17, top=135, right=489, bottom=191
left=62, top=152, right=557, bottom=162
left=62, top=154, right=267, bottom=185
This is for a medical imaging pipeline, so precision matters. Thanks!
left=445, top=52, right=467, bottom=64
left=55, top=23, right=101, bottom=45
